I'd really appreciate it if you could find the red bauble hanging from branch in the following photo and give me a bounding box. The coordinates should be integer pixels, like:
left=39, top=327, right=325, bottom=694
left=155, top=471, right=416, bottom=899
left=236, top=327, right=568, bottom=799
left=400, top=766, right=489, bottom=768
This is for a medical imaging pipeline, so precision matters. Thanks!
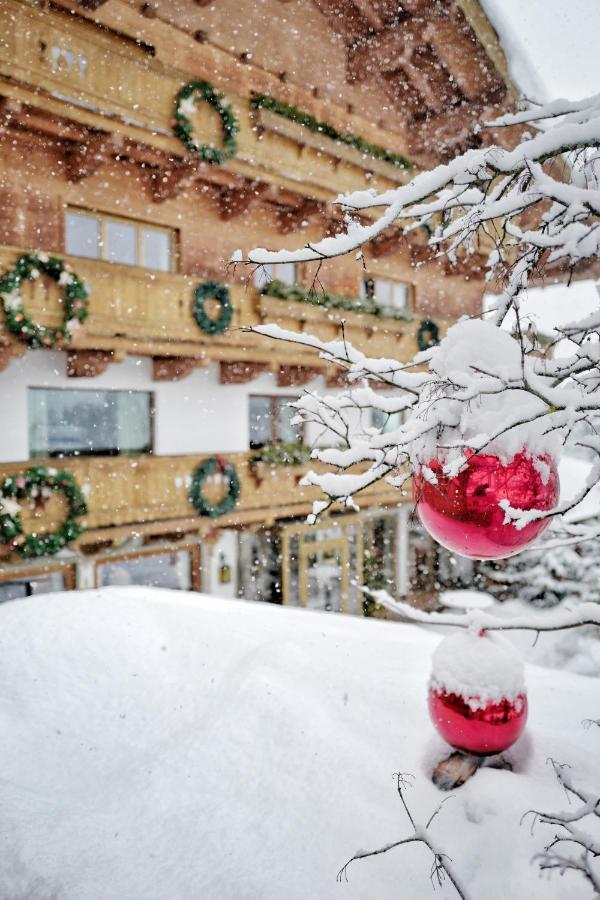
left=414, top=451, right=559, bottom=560
left=428, top=630, right=528, bottom=757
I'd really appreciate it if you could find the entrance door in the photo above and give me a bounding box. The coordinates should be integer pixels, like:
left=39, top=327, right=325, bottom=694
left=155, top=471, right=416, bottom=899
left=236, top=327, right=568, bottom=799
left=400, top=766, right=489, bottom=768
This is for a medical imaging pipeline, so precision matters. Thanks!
left=300, top=537, right=348, bottom=612
left=280, top=517, right=363, bottom=614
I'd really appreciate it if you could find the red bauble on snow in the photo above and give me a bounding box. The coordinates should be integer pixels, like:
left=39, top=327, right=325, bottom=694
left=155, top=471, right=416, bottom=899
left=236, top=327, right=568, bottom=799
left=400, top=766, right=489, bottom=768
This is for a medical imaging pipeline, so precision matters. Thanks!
left=414, top=451, right=559, bottom=559
left=428, top=630, right=528, bottom=756
left=428, top=687, right=527, bottom=756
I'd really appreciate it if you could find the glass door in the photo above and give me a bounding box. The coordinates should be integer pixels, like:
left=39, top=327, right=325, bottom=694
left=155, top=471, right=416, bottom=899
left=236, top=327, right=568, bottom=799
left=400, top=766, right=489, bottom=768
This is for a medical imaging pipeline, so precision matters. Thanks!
left=280, top=516, right=363, bottom=614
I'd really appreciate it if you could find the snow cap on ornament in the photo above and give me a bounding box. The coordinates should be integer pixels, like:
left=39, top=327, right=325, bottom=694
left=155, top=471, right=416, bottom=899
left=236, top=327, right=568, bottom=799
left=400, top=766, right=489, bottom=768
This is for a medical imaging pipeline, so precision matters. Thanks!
left=428, top=629, right=527, bottom=756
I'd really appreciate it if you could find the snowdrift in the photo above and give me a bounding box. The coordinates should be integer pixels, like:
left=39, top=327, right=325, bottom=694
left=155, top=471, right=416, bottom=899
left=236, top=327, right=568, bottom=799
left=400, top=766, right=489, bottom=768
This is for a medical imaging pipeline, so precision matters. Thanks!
left=0, top=587, right=598, bottom=899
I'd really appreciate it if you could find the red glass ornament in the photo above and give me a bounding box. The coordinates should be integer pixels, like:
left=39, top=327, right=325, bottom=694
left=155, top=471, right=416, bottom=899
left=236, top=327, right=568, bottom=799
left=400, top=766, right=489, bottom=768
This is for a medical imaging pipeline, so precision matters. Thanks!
left=428, top=687, right=528, bottom=756
left=414, top=451, right=559, bottom=559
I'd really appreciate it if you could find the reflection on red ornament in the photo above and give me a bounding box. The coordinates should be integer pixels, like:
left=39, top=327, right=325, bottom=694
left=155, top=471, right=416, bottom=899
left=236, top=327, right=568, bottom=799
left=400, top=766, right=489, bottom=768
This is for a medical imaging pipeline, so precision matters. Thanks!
left=414, top=451, right=559, bottom=559
left=428, top=688, right=527, bottom=756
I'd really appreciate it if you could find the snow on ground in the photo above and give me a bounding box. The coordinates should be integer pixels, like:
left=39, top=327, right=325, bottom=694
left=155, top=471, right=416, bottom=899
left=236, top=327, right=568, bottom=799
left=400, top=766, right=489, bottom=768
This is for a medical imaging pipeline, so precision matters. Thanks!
left=490, top=599, right=600, bottom=677
left=0, top=587, right=598, bottom=899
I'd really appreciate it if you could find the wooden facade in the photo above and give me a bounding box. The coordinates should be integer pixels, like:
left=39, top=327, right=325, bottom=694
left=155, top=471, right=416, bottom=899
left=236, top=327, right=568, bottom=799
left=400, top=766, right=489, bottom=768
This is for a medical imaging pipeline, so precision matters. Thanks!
left=0, top=0, right=513, bottom=607
left=0, top=451, right=401, bottom=547
left=0, top=244, right=445, bottom=371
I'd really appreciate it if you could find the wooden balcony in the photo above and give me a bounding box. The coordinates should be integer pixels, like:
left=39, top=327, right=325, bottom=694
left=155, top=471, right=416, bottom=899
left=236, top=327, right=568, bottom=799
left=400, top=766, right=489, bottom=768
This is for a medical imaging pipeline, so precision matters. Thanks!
left=0, top=245, right=436, bottom=370
left=0, top=0, right=412, bottom=201
left=0, top=452, right=402, bottom=553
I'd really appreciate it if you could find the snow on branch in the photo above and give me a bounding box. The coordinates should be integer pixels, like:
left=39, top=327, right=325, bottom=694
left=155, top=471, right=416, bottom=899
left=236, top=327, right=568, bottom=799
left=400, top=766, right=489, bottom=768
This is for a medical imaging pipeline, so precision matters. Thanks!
left=242, top=92, right=600, bottom=312
left=337, top=773, right=468, bottom=899
left=366, top=589, right=600, bottom=633
left=523, top=759, right=600, bottom=894
left=237, top=95, right=600, bottom=532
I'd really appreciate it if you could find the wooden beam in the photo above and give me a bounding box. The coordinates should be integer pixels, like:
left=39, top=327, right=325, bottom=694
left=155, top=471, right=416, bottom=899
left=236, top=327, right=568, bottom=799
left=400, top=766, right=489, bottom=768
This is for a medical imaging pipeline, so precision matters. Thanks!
left=277, top=364, right=322, bottom=387
left=149, top=160, right=199, bottom=203
left=423, top=16, right=505, bottom=103
left=216, top=183, right=267, bottom=220
left=0, top=333, right=25, bottom=372
left=66, top=349, right=114, bottom=377
left=275, top=199, right=324, bottom=235
left=64, top=133, right=122, bottom=182
left=368, top=229, right=403, bottom=258
left=325, top=369, right=349, bottom=388
left=219, top=361, right=268, bottom=384
left=152, top=356, right=197, bottom=381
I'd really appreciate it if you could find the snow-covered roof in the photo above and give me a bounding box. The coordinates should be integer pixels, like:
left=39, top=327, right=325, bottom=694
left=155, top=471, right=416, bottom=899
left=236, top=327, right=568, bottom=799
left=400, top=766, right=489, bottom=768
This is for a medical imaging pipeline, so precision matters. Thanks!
left=560, top=454, right=600, bottom=523
left=480, top=0, right=600, bottom=102
left=0, top=586, right=598, bottom=898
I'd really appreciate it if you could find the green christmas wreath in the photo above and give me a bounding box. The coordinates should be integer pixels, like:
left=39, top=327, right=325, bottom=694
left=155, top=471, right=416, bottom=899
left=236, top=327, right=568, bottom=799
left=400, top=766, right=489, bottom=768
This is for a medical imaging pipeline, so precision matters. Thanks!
left=173, top=81, right=239, bottom=165
left=0, top=466, right=88, bottom=558
left=417, top=319, right=441, bottom=352
left=193, top=282, right=233, bottom=335
left=0, top=252, right=90, bottom=348
left=189, top=457, right=240, bottom=518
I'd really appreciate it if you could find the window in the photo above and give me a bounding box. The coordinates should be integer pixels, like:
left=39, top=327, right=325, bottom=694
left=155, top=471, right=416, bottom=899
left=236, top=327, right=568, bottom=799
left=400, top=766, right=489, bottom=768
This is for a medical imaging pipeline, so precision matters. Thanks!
left=249, top=395, right=302, bottom=448
left=362, top=276, right=410, bottom=312
left=253, top=261, right=297, bottom=289
left=371, top=408, right=405, bottom=433
left=65, top=208, right=174, bottom=272
left=28, top=388, right=153, bottom=457
left=0, top=570, right=69, bottom=604
left=96, top=549, right=194, bottom=591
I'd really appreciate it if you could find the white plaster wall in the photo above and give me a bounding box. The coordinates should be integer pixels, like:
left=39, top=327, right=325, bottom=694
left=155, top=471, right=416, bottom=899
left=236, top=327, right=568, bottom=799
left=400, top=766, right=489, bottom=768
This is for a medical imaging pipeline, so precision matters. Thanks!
left=0, top=350, right=328, bottom=462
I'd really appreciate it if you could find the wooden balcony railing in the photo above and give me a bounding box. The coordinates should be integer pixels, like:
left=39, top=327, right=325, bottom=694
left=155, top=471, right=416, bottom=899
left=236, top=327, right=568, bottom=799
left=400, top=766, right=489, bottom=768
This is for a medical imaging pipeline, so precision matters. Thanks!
left=0, top=0, right=411, bottom=200
left=0, top=245, right=435, bottom=367
left=0, top=452, right=401, bottom=552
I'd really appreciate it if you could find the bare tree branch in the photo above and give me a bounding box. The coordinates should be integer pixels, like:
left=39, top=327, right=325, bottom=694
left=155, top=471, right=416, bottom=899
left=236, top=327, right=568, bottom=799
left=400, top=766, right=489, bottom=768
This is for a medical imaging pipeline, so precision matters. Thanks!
left=336, top=773, right=469, bottom=899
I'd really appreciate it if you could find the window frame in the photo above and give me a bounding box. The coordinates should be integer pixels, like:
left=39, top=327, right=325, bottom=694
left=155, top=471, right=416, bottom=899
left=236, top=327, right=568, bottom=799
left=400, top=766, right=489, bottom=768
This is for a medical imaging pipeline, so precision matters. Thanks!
left=248, top=394, right=304, bottom=448
left=253, top=261, right=299, bottom=290
left=0, top=562, right=76, bottom=593
left=65, top=206, right=178, bottom=273
left=93, top=544, right=201, bottom=592
left=361, top=275, right=413, bottom=313
left=28, top=386, right=156, bottom=459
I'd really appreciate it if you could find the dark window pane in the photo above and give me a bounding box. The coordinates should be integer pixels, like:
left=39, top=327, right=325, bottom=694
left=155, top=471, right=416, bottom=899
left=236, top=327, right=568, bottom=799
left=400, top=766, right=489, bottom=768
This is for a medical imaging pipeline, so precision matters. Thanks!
left=362, top=277, right=375, bottom=301
left=249, top=396, right=272, bottom=448
left=0, top=571, right=65, bottom=603
left=28, top=388, right=152, bottom=457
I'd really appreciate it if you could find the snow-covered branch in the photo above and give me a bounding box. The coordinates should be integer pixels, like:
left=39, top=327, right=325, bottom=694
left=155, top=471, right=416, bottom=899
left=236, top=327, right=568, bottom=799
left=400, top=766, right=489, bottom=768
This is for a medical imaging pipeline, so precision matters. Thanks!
left=366, top=589, right=600, bottom=633
left=524, top=759, right=600, bottom=894
left=239, top=95, right=600, bottom=546
left=337, top=773, right=468, bottom=899
left=243, top=93, right=600, bottom=319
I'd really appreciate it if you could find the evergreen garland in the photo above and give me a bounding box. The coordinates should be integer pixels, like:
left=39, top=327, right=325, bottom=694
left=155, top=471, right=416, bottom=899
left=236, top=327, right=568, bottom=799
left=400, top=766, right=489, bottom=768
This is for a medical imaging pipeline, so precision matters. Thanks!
left=173, top=81, right=239, bottom=165
left=0, top=466, right=87, bottom=558
left=193, top=282, right=233, bottom=335
left=0, top=252, right=90, bottom=348
left=262, top=279, right=414, bottom=322
left=250, top=442, right=312, bottom=466
left=251, top=94, right=412, bottom=171
left=189, top=457, right=240, bottom=518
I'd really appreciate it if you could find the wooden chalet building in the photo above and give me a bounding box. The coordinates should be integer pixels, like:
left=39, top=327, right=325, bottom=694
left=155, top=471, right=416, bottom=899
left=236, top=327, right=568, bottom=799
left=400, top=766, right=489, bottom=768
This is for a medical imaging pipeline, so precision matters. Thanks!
left=0, top=0, right=515, bottom=610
